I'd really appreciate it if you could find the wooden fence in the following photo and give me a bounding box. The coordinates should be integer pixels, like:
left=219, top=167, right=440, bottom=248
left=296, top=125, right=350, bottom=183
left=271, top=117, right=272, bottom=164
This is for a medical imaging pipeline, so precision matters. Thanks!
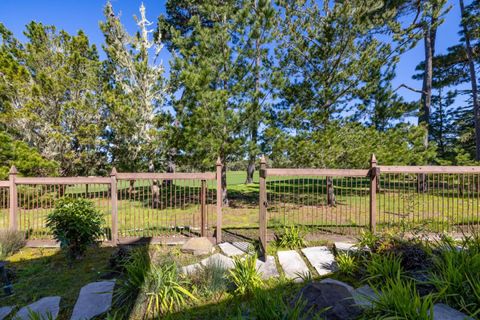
left=1, top=154, right=480, bottom=248
left=0, top=160, right=223, bottom=246
left=258, top=155, right=480, bottom=251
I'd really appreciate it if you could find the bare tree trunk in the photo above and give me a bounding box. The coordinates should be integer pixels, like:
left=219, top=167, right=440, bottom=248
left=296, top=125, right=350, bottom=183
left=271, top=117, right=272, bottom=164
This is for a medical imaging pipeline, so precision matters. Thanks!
left=326, top=177, right=335, bottom=206
left=246, top=0, right=261, bottom=185
left=460, top=0, right=480, bottom=160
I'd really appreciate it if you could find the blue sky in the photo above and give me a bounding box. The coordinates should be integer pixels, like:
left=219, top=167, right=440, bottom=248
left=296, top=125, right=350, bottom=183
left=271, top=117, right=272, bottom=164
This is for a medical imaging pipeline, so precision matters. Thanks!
left=0, top=0, right=466, bottom=107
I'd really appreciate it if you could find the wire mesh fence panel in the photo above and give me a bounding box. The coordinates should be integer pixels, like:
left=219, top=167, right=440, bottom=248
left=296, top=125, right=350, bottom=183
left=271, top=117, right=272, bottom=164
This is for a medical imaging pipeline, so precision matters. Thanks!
left=377, top=172, right=480, bottom=233
left=0, top=187, right=9, bottom=229
left=266, top=175, right=370, bottom=235
left=117, top=178, right=217, bottom=238
left=16, top=183, right=111, bottom=240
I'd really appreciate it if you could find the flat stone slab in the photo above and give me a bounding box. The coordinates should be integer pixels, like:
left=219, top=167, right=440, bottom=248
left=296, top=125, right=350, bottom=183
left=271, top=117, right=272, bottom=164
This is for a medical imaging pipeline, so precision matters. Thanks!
left=433, top=303, right=473, bottom=320
left=181, top=237, right=214, bottom=255
left=0, top=306, right=12, bottom=320
left=218, top=242, right=245, bottom=257
left=232, top=241, right=252, bottom=253
left=181, top=263, right=202, bottom=275
left=70, top=280, right=115, bottom=320
left=201, top=253, right=234, bottom=269
left=334, top=242, right=357, bottom=252
left=277, top=250, right=310, bottom=282
left=255, top=256, right=279, bottom=279
left=15, top=296, right=61, bottom=320
left=301, top=246, right=336, bottom=276
left=353, top=285, right=378, bottom=308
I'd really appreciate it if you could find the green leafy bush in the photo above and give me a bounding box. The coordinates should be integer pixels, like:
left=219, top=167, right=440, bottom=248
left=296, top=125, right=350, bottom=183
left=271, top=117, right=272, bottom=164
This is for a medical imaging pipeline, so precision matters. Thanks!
left=46, top=198, right=104, bottom=259
left=228, top=254, right=263, bottom=295
left=0, top=230, right=25, bottom=259
left=277, top=225, right=307, bottom=249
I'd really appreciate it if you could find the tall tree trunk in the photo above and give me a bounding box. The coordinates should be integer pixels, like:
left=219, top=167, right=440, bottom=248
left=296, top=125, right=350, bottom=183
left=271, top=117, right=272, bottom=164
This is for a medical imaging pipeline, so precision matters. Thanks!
left=246, top=0, right=261, bottom=184
left=459, top=0, right=480, bottom=160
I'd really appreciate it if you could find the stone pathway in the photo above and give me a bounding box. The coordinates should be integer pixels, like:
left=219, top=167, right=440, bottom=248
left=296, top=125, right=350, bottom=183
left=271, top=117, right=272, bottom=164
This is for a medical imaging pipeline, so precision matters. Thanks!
left=15, top=296, right=61, bottom=320
left=256, top=256, right=279, bottom=279
left=201, top=253, right=235, bottom=269
left=0, top=306, right=12, bottom=320
left=70, top=280, right=115, bottom=320
left=218, top=242, right=245, bottom=257
left=301, top=246, right=336, bottom=276
left=432, top=303, right=473, bottom=320
left=277, top=250, right=310, bottom=282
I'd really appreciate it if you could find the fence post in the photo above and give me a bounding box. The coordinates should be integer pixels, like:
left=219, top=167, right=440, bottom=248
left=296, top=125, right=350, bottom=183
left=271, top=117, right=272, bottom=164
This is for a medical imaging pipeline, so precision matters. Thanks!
left=369, top=154, right=377, bottom=233
left=200, top=179, right=207, bottom=237
left=110, top=167, right=118, bottom=246
left=216, top=158, right=222, bottom=243
left=259, top=156, right=267, bottom=255
left=8, top=166, right=17, bottom=231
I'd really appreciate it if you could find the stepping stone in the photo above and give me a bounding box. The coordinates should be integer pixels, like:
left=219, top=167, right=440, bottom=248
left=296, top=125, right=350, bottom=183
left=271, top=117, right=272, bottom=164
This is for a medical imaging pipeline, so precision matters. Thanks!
left=334, top=242, right=357, bottom=252
left=301, top=246, right=336, bottom=276
left=277, top=250, right=310, bottom=282
left=353, top=285, right=378, bottom=308
left=232, top=241, right=252, bottom=253
left=70, top=280, right=115, bottom=320
left=15, top=296, right=61, bottom=320
left=181, top=237, right=214, bottom=256
left=201, top=253, right=234, bottom=270
left=218, top=242, right=245, bottom=257
left=255, top=256, right=279, bottom=279
left=0, top=307, right=12, bottom=320
left=181, top=263, right=202, bottom=275
left=432, top=303, right=473, bottom=320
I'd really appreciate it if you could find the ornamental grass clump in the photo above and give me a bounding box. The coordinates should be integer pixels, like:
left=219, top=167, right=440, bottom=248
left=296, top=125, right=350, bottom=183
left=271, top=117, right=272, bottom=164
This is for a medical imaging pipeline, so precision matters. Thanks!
left=0, top=230, right=25, bottom=259
left=46, top=198, right=104, bottom=260
left=228, top=254, right=263, bottom=295
left=277, top=225, right=307, bottom=249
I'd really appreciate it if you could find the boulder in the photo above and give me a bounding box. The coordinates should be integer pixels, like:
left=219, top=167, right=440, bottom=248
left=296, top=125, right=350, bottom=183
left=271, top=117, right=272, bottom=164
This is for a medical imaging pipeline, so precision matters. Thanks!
left=295, top=278, right=361, bottom=320
left=181, top=237, right=214, bottom=256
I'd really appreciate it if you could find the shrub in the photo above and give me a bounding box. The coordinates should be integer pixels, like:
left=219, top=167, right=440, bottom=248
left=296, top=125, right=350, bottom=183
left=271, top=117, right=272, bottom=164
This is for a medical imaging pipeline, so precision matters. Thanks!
left=277, top=225, right=307, bottom=249
left=0, top=230, right=25, bottom=259
left=336, top=252, right=358, bottom=277
left=46, top=198, right=104, bottom=259
left=361, top=277, right=434, bottom=320
left=365, top=253, right=404, bottom=284
left=228, top=254, right=263, bottom=295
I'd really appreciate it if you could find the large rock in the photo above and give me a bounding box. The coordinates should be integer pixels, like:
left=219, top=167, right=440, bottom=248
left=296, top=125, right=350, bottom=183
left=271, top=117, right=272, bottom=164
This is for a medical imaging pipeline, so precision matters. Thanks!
left=70, top=280, right=115, bottom=320
left=353, top=285, right=378, bottom=308
left=218, top=242, right=245, bottom=257
left=0, top=306, right=12, bottom=320
left=334, top=242, right=357, bottom=252
left=432, top=303, right=473, bottom=320
left=15, top=296, right=61, bottom=320
left=180, top=263, right=202, bottom=275
left=277, top=250, right=310, bottom=282
left=181, top=237, right=214, bottom=255
left=301, top=246, right=336, bottom=276
left=201, top=253, right=234, bottom=269
left=295, top=278, right=361, bottom=320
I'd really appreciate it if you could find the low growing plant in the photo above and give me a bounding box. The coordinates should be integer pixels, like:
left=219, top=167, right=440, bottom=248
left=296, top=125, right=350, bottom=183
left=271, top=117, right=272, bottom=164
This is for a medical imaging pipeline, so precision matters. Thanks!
left=0, top=230, right=25, bottom=259
left=365, top=253, right=404, bottom=284
left=251, top=289, right=317, bottom=320
left=190, top=261, right=228, bottom=302
left=277, top=225, right=307, bottom=249
left=228, top=254, right=263, bottom=295
left=336, top=252, right=358, bottom=277
left=361, top=276, right=434, bottom=320
left=46, top=198, right=104, bottom=260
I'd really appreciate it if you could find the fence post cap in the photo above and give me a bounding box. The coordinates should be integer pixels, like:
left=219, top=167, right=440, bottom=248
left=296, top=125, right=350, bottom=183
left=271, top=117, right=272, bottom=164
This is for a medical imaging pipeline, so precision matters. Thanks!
left=110, top=167, right=118, bottom=176
left=9, top=165, right=18, bottom=175
left=260, top=155, right=266, bottom=164
left=370, top=154, right=377, bottom=165
left=216, top=157, right=222, bottom=166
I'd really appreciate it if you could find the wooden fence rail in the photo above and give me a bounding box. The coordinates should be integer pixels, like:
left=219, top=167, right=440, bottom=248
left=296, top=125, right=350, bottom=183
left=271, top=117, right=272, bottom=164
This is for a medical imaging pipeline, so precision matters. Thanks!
left=0, top=160, right=224, bottom=246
